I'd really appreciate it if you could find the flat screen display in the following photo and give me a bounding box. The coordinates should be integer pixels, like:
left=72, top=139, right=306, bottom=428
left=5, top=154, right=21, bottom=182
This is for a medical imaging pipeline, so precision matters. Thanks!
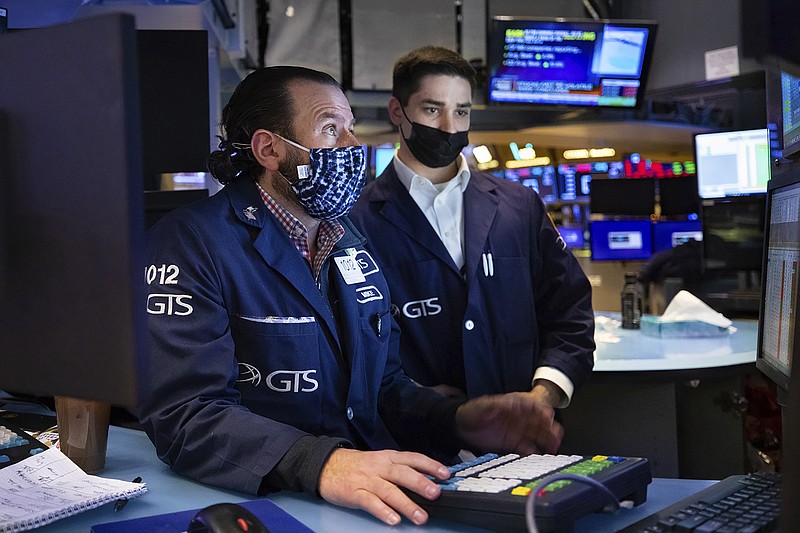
left=782, top=71, right=800, bottom=159
left=558, top=164, right=593, bottom=201
left=694, top=129, right=771, bottom=198
left=372, top=145, right=395, bottom=178
left=557, top=226, right=585, bottom=248
left=487, top=17, right=657, bottom=108
left=510, top=165, right=559, bottom=203
left=652, top=220, right=703, bottom=253
left=756, top=173, right=800, bottom=396
left=659, top=175, right=700, bottom=216
left=701, top=196, right=766, bottom=272
left=589, top=177, right=655, bottom=216
left=590, top=219, right=652, bottom=261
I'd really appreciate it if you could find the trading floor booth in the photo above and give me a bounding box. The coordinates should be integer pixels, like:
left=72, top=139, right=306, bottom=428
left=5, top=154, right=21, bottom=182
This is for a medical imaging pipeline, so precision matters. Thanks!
left=2, top=7, right=800, bottom=533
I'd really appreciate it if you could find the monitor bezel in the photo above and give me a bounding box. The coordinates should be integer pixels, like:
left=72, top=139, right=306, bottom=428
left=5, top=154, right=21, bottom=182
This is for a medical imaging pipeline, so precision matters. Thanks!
left=755, top=171, right=800, bottom=402
left=700, top=194, right=766, bottom=273
left=589, top=219, right=653, bottom=262
left=780, top=70, right=800, bottom=160
left=486, top=16, right=658, bottom=110
left=693, top=127, right=772, bottom=199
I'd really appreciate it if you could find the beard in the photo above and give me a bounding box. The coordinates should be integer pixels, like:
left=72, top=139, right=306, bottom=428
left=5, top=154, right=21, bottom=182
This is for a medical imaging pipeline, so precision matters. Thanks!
left=268, top=144, right=308, bottom=210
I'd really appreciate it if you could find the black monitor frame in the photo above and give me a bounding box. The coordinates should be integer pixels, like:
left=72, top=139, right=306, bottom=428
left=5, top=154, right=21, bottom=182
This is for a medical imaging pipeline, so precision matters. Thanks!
left=589, top=177, right=656, bottom=216
left=755, top=171, right=800, bottom=405
left=486, top=16, right=658, bottom=110
left=0, top=14, right=147, bottom=407
left=693, top=128, right=772, bottom=199
left=700, top=195, right=766, bottom=273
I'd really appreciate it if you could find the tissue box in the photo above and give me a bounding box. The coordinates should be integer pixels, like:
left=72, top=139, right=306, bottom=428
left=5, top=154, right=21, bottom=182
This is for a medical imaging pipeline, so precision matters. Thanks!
left=640, top=316, right=732, bottom=338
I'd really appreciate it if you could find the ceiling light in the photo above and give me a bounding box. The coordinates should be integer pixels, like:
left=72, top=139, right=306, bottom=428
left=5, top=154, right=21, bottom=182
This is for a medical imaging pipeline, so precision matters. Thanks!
left=472, top=145, right=493, bottom=164
left=477, top=160, right=499, bottom=170
left=506, top=157, right=550, bottom=168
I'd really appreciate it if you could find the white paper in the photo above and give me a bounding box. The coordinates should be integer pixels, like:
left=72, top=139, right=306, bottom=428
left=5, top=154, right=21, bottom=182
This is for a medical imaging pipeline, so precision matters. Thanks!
left=705, top=45, right=740, bottom=81
left=0, top=448, right=147, bottom=532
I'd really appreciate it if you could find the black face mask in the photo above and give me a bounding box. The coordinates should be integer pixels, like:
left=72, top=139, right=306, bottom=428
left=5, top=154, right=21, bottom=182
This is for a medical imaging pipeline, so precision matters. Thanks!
left=400, top=106, right=469, bottom=168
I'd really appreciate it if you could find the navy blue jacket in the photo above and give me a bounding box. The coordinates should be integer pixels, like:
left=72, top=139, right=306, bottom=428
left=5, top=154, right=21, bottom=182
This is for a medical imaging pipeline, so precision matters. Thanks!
left=139, top=178, right=458, bottom=494
left=349, top=164, right=595, bottom=398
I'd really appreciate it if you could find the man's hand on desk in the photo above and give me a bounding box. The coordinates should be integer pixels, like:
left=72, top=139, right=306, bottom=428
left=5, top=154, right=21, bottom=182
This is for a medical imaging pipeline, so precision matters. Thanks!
left=318, top=448, right=450, bottom=526
left=455, top=392, right=564, bottom=455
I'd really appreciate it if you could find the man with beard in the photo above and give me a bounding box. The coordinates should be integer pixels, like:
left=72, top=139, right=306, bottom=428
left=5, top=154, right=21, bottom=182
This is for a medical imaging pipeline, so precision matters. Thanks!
left=139, top=65, right=564, bottom=526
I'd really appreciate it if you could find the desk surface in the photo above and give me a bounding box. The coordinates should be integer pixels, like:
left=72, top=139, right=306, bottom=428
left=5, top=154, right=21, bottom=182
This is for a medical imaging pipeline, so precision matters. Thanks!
left=593, top=313, right=758, bottom=372
left=26, top=426, right=717, bottom=533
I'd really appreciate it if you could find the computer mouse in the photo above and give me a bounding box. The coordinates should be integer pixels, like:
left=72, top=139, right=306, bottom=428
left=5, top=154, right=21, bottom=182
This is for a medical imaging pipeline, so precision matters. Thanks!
left=187, top=502, right=270, bottom=533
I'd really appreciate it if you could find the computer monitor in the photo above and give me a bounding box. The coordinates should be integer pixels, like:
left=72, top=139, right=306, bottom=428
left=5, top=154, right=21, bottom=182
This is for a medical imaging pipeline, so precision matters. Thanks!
left=556, top=226, right=585, bottom=249
left=652, top=220, right=703, bottom=253
left=658, top=175, right=700, bottom=216
left=372, top=145, right=396, bottom=178
left=589, top=219, right=652, bottom=261
left=589, top=177, right=656, bottom=216
left=487, top=17, right=657, bottom=108
left=756, top=173, right=800, bottom=406
left=694, top=128, right=771, bottom=198
left=701, top=196, right=766, bottom=272
left=514, top=165, right=559, bottom=203
left=781, top=71, right=800, bottom=159
left=558, top=164, right=593, bottom=202
left=623, top=154, right=696, bottom=178
left=0, top=14, right=147, bottom=407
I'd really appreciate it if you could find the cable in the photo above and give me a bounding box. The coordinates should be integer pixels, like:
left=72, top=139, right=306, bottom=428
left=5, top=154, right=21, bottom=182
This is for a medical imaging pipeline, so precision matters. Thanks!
left=525, top=473, right=629, bottom=533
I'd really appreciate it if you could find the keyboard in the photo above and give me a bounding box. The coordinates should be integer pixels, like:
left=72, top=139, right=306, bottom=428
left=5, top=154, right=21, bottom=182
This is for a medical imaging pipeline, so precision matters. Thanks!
left=407, top=452, right=651, bottom=532
left=621, top=471, right=781, bottom=532
left=0, top=420, right=48, bottom=469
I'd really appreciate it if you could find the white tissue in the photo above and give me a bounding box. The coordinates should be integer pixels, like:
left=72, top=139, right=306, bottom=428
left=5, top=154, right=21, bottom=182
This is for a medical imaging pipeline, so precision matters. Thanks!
left=660, top=290, right=733, bottom=328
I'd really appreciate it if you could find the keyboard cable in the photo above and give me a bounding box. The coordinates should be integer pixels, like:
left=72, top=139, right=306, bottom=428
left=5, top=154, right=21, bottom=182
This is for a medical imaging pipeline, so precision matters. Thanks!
left=525, top=473, right=634, bottom=533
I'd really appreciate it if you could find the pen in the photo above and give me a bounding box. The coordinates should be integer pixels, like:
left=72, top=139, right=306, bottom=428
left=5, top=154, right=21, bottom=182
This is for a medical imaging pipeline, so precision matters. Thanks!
left=114, top=476, right=142, bottom=512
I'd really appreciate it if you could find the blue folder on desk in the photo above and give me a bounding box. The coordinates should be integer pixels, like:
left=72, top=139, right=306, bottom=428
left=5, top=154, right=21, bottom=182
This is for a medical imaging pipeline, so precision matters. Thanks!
left=90, top=498, right=314, bottom=533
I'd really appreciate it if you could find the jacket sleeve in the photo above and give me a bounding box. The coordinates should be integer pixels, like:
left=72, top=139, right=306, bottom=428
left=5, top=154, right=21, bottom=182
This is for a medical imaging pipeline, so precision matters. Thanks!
left=138, top=212, right=320, bottom=495
left=530, top=195, right=595, bottom=392
left=376, top=315, right=466, bottom=462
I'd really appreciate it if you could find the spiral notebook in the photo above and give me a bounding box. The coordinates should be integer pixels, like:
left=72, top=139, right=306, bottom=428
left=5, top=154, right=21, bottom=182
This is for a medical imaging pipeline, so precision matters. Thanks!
left=0, top=447, right=147, bottom=532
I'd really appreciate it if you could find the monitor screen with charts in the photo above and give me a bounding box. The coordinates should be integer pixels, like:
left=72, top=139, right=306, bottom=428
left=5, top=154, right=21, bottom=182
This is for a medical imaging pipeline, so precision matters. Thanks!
left=590, top=219, right=652, bottom=261
left=756, top=172, right=800, bottom=403
left=487, top=17, right=657, bottom=108
left=694, top=128, right=771, bottom=198
left=782, top=71, right=800, bottom=159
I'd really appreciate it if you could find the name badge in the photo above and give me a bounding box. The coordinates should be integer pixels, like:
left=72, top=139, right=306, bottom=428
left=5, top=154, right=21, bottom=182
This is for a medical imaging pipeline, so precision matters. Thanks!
left=334, top=255, right=366, bottom=285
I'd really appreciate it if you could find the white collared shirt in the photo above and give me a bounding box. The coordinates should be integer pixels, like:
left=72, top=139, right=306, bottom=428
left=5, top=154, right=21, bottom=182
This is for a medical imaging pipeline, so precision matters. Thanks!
left=393, top=153, right=471, bottom=269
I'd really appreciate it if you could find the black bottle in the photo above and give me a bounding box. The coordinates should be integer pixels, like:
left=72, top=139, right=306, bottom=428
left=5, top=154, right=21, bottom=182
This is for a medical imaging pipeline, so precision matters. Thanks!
left=620, top=272, right=643, bottom=329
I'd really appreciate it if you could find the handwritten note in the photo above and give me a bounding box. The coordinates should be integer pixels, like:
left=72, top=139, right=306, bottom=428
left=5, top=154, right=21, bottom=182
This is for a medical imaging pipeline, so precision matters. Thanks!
left=0, top=448, right=146, bottom=532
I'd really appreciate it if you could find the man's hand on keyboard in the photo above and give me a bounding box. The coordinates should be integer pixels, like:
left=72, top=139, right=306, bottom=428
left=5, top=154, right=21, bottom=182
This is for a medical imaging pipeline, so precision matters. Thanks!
left=318, top=448, right=451, bottom=526
left=455, top=392, right=564, bottom=455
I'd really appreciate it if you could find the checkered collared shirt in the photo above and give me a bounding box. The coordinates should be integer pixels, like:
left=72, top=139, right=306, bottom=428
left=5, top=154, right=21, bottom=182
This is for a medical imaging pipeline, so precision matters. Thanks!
left=256, top=182, right=345, bottom=281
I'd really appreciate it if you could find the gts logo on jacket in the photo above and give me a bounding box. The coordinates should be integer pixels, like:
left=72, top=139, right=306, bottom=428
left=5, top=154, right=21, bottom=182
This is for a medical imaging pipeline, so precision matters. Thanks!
left=237, top=364, right=319, bottom=393
left=401, top=297, right=442, bottom=319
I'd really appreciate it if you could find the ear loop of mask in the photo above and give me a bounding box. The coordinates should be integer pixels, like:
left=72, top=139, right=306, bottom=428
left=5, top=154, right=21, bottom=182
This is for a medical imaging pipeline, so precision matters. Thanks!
left=274, top=134, right=312, bottom=180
